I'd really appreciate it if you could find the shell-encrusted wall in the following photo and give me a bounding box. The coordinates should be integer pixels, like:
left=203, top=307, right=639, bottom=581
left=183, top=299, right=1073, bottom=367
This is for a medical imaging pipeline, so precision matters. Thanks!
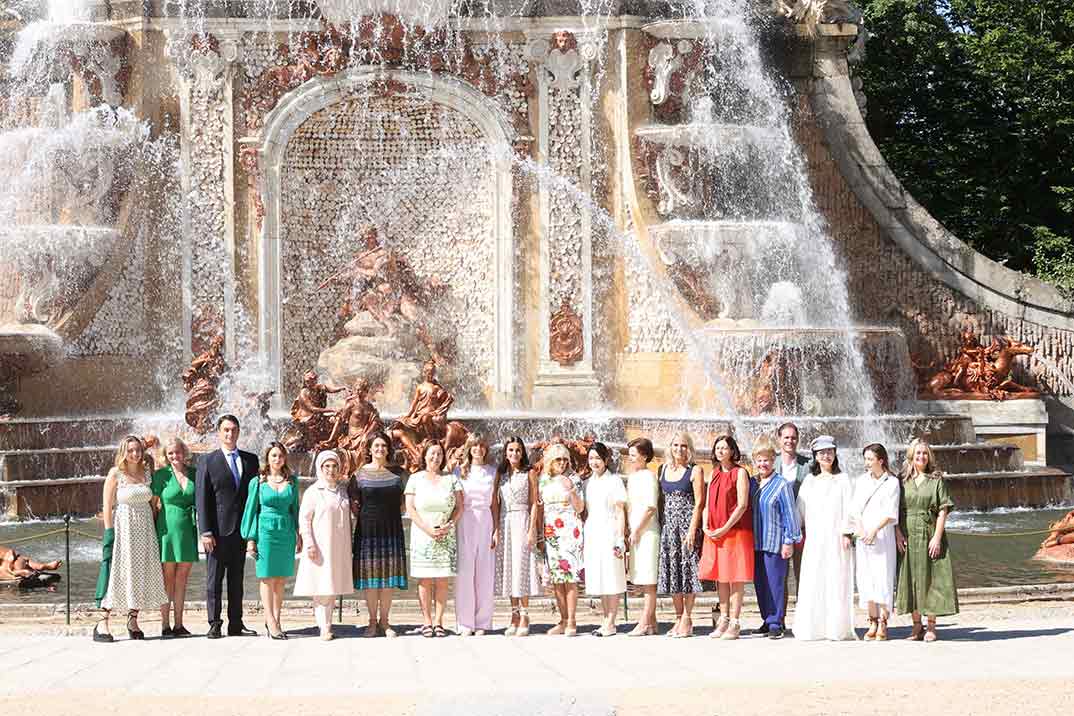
left=278, top=92, right=498, bottom=403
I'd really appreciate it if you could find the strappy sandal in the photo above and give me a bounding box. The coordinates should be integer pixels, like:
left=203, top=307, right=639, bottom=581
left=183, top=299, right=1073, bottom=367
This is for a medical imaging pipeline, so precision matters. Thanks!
left=710, top=616, right=730, bottom=639
left=421, top=625, right=435, bottom=638
left=505, top=607, right=520, bottom=637
left=906, top=620, right=924, bottom=641
left=126, top=611, right=144, bottom=641
left=924, top=618, right=938, bottom=642
left=876, top=618, right=889, bottom=641
left=433, top=625, right=448, bottom=637
left=719, top=618, right=741, bottom=640
left=864, top=617, right=879, bottom=641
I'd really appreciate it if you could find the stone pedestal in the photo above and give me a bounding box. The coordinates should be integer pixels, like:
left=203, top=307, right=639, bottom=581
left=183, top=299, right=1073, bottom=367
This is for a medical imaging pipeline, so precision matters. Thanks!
left=920, top=398, right=1049, bottom=465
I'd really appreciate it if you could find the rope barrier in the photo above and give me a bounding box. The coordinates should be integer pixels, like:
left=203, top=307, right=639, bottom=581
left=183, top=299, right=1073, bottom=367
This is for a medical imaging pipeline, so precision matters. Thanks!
left=1, top=527, right=70, bottom=545
left=948, top=524, right=1074, bottom=539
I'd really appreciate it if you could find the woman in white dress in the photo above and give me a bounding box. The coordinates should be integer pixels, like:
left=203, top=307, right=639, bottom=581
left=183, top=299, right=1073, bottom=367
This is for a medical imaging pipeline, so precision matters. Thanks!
left=625, top=437, right=659, bottom=637
left=851, top=443, right=901, bottom=641
left=294, top=450, right=354, bottom=641
left=583, top=442, right=627, bottom=637
left=793, top=435, right=856, bottom=641
left=95, top=435, right=168, bottom=642
left=405, top=440, right=463, bottom=638
left=494, top=436, right=541, bottom=637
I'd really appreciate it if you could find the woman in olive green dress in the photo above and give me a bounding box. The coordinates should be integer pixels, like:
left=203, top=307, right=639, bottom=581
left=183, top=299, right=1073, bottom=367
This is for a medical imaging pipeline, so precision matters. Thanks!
left=896, top=439, right=958, bottom=642
left=241, top=441, right=301, bottom=639
left=151, top=437, right=198, bottom=638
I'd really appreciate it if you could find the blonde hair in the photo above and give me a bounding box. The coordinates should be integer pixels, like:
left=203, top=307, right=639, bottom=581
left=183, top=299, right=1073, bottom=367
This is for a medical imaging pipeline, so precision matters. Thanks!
left=669, top=431, right=695, bottom=466
left=900, top=439, right=940, bottom=480
left=162, top=436, right=190, bottom=468
left=114, top=435, right=146, bottom=472
left=459, top=433, right=490, bottom=479
left=751, top=435, right=777, bottom=460
left=541, top=443, right=572, bottom=477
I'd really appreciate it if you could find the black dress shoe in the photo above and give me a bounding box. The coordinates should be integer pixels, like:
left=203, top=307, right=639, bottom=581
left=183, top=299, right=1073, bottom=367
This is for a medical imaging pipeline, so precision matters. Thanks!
left=228, top=623, right=257, bottom=637
left=754, top=623, right=770, bottom=635
left=161, top=626, right=175, bottom=639
left=92, top=623, right=114, bottom=643
left=172, top=625, right=192, bottom=638
left=207, top=622, right=224, bottom=639
left=126, top=615, right=145, bottom=641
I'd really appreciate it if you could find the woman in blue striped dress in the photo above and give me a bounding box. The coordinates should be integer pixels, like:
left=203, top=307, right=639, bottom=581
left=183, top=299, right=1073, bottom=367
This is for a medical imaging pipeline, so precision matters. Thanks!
left=749, top=435, right=801, bottom=639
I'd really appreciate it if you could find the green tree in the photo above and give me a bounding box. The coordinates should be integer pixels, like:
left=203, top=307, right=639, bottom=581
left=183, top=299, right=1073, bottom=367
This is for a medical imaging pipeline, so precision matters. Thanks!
left=855, top=0, right=1074, bottom=288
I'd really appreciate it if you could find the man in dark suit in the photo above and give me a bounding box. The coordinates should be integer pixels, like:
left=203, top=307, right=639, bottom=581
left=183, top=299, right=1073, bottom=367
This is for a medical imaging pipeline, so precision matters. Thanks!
left=196, top=414, right=259, bottom=638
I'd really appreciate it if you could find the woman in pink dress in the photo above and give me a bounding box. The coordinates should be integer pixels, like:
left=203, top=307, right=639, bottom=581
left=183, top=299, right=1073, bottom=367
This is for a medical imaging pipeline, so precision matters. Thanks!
left=294, top=450, right=354, bottom=640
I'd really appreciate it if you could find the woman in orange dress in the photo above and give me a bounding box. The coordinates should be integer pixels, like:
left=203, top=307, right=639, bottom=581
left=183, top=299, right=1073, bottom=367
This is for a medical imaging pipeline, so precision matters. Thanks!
left=700, top=433, right=754, bottom=640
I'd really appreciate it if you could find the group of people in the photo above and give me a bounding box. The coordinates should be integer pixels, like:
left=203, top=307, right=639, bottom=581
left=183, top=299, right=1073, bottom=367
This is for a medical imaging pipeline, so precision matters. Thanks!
left=92, top=416, right=959, bottom=643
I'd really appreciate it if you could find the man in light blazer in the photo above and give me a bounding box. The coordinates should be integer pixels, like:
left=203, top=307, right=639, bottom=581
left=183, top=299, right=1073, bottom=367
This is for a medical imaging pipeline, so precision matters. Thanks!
left=196, top=414, right=259, bottom=638
left=774, top=421, right=810, bottom=620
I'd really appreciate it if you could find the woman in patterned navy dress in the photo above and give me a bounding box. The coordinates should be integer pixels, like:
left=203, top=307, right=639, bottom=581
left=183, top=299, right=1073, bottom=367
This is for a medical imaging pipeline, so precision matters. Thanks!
left=657, top=431, right=705, bottom=637
left=351, top=431, right=408, bottom=638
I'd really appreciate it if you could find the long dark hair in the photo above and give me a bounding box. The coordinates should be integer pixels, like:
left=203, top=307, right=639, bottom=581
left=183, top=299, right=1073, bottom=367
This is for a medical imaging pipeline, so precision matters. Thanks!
left=862, top=443, right=890, bottom=473
left=711, top=433, right=741, bottom=465
left=497, top=436, right=530, bottom=481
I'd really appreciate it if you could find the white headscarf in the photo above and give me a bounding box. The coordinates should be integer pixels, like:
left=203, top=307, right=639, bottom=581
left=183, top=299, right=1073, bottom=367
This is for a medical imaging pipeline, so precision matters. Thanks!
left=314, top=450, right=340, bottom=478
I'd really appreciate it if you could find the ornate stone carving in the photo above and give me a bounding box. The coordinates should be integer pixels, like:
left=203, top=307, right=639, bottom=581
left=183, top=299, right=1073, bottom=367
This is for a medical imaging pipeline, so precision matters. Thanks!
left=240, top=15, right=532, bottom=146
left=549, top=301, right=584, bottom=366
left=915, top=329, right=1040, bottom=400
left=63, top=32, right=129, bottom=107
left=772, top=0, right=856, bottom=32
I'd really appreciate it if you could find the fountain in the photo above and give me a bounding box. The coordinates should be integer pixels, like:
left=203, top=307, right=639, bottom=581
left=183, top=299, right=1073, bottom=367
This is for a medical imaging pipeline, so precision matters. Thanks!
left=0, top=0, right=1069, bottom=521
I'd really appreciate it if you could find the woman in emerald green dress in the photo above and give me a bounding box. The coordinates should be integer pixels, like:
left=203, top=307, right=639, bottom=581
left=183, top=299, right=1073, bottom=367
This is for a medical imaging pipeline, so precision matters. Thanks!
left=241, top=441, right=301, bottom=639
left=151, top=437, right=198, bottom=638
left=896, top=439, right=958, bottom=642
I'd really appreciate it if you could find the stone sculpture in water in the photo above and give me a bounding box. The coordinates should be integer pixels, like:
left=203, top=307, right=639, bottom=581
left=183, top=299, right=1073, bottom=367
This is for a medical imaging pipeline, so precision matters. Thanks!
left=1034, top=510, right=1074, bottom=563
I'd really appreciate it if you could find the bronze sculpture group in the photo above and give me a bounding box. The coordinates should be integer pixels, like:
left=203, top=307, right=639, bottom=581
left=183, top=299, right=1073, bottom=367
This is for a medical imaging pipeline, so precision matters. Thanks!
left=918, top=328, right=1039, bottom=400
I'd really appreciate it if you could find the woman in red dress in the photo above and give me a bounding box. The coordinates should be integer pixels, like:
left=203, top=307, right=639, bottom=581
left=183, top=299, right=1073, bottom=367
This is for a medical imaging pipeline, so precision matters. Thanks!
left=700, top=433, right=754, bottom=640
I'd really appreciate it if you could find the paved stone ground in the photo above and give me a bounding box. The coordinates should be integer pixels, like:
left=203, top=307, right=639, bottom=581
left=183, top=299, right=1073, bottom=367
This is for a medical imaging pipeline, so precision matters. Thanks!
left=0, top=600, right=1071, bottom=715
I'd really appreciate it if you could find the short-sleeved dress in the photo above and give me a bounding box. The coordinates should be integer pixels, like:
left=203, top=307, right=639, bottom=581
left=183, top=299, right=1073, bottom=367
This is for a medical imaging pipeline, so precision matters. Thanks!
left=495, top=469, right=542, bottom=598
left=896, top=475, right=959, bottom=616
left=352, top=467, right=408, bottom=590
left=627, top=468, right=660, bottom=586
left=583, top=471, right=627, bottom=595
left=151, top=466, right=198, bottom=563
left=240, top=477, right=300, bottom=579
left=657, top=464, right=702, bottom=595
left=539, top=473, right=584, bottom=584
left=405, top=471, right=461, bottom=578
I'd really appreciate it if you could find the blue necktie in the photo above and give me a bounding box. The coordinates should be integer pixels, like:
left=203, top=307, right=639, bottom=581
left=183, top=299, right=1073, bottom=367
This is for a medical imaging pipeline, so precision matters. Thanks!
left=228, top=452, right=241, bottom=489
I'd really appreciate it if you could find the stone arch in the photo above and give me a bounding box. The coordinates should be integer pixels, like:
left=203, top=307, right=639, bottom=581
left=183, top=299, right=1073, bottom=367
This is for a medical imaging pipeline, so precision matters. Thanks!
left=256, top=68, right=515, bottom=406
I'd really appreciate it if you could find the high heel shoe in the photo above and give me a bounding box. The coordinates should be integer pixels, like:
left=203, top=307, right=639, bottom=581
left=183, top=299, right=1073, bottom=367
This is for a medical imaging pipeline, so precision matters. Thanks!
left=126, top=613, right=144, bottom=641
left=719, top=618, right=741, bottom=640
left=710, top=616, right=730, bottom=639
left=92, top=621, right=113, bottom=643
left=864, top=617, right=878, bottom=641
left=906, top=620, right=924, bottom=641
left=504, top=607, right=519, bottom=637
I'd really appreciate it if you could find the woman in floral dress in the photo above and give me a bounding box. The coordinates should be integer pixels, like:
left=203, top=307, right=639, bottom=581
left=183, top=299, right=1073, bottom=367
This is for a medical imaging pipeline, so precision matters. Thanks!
left=405, top=440, right=463, bottom=638
left=539, top=442, right=584, bottom=636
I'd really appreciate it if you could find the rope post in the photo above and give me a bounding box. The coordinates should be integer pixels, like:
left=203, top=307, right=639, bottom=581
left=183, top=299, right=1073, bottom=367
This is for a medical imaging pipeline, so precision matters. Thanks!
left=338, top=594, right=343, bottom=623
left=63, top=514, right=71, bottom=626
left=622, top=590, right=628, bottom=621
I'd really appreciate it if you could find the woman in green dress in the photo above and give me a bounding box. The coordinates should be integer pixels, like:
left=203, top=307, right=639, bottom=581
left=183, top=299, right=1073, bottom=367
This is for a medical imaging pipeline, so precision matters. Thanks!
left=241, top=441, right=301, bottom=639
left=151, top=436, right=198, bottom=638
left=896, top=439, right=958, bottom=642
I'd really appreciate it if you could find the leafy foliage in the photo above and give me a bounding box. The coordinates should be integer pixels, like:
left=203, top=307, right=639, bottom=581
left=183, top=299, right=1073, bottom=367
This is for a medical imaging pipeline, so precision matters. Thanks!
left=854, top=1, right=1074, bottom=288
